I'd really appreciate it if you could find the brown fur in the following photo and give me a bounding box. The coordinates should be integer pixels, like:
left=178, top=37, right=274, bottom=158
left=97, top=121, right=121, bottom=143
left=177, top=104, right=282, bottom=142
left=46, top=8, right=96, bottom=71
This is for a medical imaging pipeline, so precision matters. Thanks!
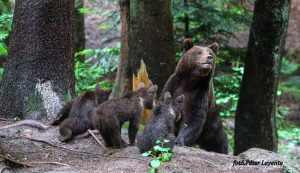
left=92, top=85, right=157, bottom=148
left=137, top=92, right=184, bottom=153
left=160, top=38, right=228, bottom=154
left=53, top=84, right=112, bottom=142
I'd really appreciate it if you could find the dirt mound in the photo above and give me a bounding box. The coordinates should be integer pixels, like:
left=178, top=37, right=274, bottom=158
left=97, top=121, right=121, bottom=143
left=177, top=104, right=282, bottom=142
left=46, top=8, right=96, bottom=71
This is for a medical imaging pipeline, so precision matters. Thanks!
left=0, top=120, right=298, bottom=173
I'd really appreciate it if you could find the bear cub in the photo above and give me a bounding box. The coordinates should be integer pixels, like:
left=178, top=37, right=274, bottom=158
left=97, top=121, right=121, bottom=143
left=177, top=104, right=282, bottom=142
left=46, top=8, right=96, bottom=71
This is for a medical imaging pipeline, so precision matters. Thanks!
left=52, top=84, right=112, bottom=142
left=137, top=92, right=184, bottom=153
left=92, top=84, right=157, bottom=148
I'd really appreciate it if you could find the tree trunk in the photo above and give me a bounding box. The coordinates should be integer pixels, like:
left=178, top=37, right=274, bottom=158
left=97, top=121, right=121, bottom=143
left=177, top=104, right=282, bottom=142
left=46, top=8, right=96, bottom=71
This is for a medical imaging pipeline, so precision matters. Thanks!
left=75, top=0, right=85, bottom=61
left=234, top=0, right=291, bottom=155
left=0, top=0, right=76, bottom=119
left=129, top=0, right=175, bottom=95
left=111, top=0, right=131, bottom=99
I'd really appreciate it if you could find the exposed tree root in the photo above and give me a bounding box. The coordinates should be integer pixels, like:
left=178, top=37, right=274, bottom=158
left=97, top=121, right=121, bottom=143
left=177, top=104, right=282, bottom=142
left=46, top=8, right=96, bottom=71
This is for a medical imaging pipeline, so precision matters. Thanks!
left=0, top=120, right=49, bottom=130
left=0, top=154, right=32, bottom=168
left=25, top=162, right=69, bottom=167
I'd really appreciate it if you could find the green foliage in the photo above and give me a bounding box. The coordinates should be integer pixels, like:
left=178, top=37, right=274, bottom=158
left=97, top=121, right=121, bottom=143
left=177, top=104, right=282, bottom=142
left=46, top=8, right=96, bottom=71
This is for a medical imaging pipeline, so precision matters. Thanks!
left=214, top=66, right=243, bottom=118
left=276, top=106, right=290, bottom=129
left=280, top=57, right=299, bottom=76
left=278, top=58, right=300, bottom=101
left=75, top=47, right=119, bottom=94
left=142, top=139, right=173, bottom=173
left=0, top=67, right=4, bottom=79
left=0, top=13, right=12, bottom=57
left=224, top=125, right=234, bottom=154
left=173, top=0, right=251, bottom=44
left=0, top=0, right=11, bottom=14
left=278, top=126, right=300, bottom=168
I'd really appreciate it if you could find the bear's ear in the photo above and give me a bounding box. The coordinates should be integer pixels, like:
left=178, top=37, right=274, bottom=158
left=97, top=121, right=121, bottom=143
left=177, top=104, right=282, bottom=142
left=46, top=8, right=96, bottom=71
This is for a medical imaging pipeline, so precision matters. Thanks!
left=208, top=42, right=219, bottom=54
left=163, top=91, right=171, bottom=101
left=95, top=83, right=101, bottom=93
left=138, top=82, right=145, bottom=89
left=175, top=94, right=185, bottom=104
left=183, top=38, right=193, bottom=51
left=148, top=85, right=158, bottom=93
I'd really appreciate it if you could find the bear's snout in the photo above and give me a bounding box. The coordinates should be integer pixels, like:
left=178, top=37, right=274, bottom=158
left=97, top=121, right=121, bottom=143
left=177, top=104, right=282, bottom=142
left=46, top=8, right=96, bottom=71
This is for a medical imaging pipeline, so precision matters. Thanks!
left=206, top=56, right=213, bottom=63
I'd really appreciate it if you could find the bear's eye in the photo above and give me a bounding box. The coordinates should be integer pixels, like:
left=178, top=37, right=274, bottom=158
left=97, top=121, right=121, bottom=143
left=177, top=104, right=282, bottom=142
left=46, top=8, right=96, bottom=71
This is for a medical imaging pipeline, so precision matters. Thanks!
left=197, top=51, right=202, bottom=55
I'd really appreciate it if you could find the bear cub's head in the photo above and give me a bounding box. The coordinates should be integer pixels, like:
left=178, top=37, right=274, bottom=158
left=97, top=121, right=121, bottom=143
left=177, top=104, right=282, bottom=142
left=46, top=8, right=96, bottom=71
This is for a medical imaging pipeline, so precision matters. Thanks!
left=137, top=84, right=158, bottom=109
left=157, top=92, right=185, bottom=120
left=95, top=84, right=112, bottom=105
left=176, top=38, right=219, bottom=78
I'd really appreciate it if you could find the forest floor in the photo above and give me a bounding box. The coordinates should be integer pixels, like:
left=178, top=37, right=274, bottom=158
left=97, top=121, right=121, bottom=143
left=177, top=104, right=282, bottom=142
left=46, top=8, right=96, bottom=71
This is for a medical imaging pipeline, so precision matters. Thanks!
left=0, top=119, right=299, bottom=173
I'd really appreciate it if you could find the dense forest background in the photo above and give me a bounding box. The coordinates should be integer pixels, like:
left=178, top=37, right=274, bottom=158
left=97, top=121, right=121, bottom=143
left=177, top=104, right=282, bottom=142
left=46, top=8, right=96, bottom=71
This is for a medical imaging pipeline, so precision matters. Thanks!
left=0, top=0, right=299, bottom=168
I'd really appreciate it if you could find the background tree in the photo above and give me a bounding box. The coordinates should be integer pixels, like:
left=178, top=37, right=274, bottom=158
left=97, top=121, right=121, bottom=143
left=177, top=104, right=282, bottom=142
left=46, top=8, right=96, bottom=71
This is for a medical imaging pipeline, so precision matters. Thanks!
left=234, top=0, right=291, bottom=155
left=129, top=0, right=175, bottom=95
left=0, top=0, right=76, bottom=119
left=75, top=0, right=85, bottom=61
left=111, top=0, right=131, bottom=99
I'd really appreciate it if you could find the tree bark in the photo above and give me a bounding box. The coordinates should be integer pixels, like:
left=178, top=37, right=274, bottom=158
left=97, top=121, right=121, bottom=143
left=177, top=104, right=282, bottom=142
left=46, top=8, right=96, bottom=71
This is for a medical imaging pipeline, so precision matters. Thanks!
left=234, top=0, right=291, bottom=155
left=75, top=0, right=85, bottom=61
left=129, top=0, right=175, bottom=95
left=0, top=0, right=76, bottom=119
left=111, top=0, right=131, bottom=99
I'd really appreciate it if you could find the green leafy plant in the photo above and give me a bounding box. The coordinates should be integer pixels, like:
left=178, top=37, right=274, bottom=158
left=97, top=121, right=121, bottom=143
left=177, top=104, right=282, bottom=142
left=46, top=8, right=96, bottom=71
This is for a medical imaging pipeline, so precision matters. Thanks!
left=173, top=0, right=251, bottom=45
left=214, top=66, right=243, bottom=117
left=280, top=57, right=299, bottom=76
left=0, top=13, right=13, bottom=57
left=75, top=47, right=119, bottom=94
left=142, top=139, right=173, bottom=173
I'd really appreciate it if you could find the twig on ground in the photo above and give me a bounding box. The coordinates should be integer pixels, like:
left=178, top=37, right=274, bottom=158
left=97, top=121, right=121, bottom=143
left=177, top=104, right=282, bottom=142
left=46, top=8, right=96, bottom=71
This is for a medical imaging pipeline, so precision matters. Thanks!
left=76, top=130, right=99, bottom=139
left=0, top=164, right=9, bottom=173
left=0, top=118, right=8, bottom=121
left=21, top=136, right=105, bottom=157
left=25, top=161, right=69, bottom=167
left=88, top=129, right=108, bottom=150
left=0, top=154, right=32, bottom=168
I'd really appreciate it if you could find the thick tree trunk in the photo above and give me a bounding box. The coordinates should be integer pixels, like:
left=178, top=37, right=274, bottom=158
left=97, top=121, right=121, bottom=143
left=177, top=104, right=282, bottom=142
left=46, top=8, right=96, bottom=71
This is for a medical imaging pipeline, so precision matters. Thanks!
left=129, top=0, right=175, bottom=95
left=111, top=0, right=131, bottom=99
left=0, top=0, right=76, bottom=119
left=75, top=0, right=85, bottom=61
left=234, top=0, right=291, bottom=155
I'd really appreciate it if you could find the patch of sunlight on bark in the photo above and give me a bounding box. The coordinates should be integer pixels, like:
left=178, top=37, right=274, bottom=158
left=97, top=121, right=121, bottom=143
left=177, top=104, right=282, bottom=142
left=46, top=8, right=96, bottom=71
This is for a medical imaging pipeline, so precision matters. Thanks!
left=35, top=80, right=62, bottom=117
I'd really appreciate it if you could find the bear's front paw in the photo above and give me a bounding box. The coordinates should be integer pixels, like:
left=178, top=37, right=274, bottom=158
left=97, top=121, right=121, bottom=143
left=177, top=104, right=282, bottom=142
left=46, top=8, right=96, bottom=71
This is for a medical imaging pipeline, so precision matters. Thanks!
left=175, top=139, right=185, bottom=146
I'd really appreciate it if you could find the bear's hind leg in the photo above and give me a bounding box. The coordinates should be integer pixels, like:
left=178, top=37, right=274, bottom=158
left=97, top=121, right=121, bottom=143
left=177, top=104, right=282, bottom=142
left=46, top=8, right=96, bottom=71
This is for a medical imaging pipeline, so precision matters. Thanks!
left=197, top=119, right=228, bottom=154
left=111, top=127, right=127, bottom=149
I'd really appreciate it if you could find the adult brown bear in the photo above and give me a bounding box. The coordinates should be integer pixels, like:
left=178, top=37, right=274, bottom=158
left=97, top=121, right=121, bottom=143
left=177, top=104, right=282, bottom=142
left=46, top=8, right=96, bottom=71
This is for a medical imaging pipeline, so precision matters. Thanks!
left=160, top=38, right=228, bottom=154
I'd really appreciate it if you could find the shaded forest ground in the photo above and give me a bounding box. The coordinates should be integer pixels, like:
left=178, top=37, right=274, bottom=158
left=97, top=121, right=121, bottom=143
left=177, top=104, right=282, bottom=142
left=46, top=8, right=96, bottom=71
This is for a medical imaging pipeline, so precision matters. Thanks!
left=0, top=119, right=299, bottom=173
